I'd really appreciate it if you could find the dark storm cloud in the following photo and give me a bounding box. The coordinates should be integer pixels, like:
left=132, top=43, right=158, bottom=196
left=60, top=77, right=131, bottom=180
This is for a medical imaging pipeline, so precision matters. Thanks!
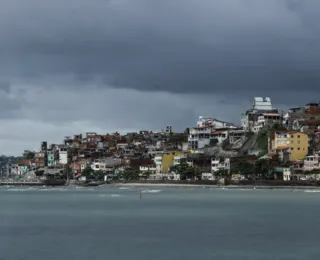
left=0, top=0, right=320, bottom=101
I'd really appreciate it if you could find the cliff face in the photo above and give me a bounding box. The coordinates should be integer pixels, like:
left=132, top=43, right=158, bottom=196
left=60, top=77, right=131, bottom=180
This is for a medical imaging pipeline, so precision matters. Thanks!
left=206, top=132, right=268, bottom=158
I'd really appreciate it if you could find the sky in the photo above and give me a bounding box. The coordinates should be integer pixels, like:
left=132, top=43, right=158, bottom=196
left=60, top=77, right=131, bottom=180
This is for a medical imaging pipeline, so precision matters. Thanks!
left=0, top=0, right=320, bottom=155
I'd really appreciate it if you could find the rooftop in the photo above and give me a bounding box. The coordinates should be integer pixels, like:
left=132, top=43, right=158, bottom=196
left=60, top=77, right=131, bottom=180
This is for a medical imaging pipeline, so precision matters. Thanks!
left=212, top=130, right=227, bottom=135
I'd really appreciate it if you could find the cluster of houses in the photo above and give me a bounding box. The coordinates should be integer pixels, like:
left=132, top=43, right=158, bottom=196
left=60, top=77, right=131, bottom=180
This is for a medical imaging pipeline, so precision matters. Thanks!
left=5, top=97, right=320, bottom=181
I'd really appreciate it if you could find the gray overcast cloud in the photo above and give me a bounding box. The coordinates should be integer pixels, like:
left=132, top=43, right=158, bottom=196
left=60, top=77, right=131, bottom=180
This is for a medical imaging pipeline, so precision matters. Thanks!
left=0, top=0, right=319, bottom=155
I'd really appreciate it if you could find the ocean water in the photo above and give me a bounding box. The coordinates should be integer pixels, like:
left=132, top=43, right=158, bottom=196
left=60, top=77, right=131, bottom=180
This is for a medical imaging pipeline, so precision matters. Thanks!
left=0, top=186, right=320, bottom=260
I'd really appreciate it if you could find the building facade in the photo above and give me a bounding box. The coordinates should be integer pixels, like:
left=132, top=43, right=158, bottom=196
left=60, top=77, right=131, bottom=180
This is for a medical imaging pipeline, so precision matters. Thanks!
left=269, top=131, right=309, bottom=161
left=211, top=158, right=231, bottom=173
left=241, top=97, right=279, bottom=132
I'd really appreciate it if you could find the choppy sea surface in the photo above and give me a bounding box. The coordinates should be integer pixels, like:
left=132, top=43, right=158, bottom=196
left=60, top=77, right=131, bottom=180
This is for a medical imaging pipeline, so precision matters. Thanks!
left=1, top=186, right=320, bottom=260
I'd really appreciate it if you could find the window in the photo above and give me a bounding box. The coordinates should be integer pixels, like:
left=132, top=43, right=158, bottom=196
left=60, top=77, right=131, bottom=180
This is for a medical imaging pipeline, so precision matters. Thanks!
left=291, top=135, right=294, bottom=138
left=298, top=147, right=300, bottom=150
left=291, top=147, right=294, bottom=150
left=298, top=135, right=300, bottom=138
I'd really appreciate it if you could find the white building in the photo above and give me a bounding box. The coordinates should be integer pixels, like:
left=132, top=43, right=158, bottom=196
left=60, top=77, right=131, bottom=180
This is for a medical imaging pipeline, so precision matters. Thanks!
left=283, top=168, right=291, bottom=181
left=241, top=97, right=279, bottom=131
left=251, top=113, right=282, bottom=133
left=304, top=154, right=320, bottom=171
left=211, top=158, right=231, bottom=173
left=58, top=148, right=69, bottom=165
left=91, top=158, right=122, bottom=171
left=211, top=130, right=229, bottom=144
left=139, top=165, right=157, bottom=174
left=188, top=126, right=213, bottom=149
left=189, top=116, right=237, bottom=149
left=154, top=155, right=163, bottom=173
left=197, top=116, right=236, bottom=129
left=173, top=154, right=188, bottom=165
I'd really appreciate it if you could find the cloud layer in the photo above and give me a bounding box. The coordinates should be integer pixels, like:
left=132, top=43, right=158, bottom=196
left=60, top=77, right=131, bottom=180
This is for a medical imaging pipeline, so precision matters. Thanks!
left=0, top=0, right=319, bottom=154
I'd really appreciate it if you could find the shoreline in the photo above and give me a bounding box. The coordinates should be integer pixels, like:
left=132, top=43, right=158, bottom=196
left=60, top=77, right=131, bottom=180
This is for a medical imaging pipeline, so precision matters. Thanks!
left=1, top=182, right=320, bottom=190
left=105, top=183, right=320, bottom=189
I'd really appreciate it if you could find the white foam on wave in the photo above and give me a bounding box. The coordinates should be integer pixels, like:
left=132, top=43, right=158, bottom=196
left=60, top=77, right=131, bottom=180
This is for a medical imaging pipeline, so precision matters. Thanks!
left=118, top=187, right=130, bottom=190
left=141, top=189, right=162, bottom=193
left=7, top=188, right=30, bottom=192
left=111, top=194, right=121, bottom=197
left=304, top=190, right=320, bottom=193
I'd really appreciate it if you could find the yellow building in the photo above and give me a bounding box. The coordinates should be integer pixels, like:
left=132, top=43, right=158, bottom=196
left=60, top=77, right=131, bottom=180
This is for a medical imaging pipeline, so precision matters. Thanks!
left=272, top=131, right=308, bottom=161
left=161, top=151, right=190, bottom=173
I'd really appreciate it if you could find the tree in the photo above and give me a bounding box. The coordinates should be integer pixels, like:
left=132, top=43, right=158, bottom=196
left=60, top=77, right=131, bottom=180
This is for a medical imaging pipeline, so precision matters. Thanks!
left=122, top=167, right=140, bottom=180
left=214, top=168, right=230, bottom=180
left=35, top=170, right=44, bottom=177
left=254, top=159, right=273, bottom=180
left=23, top=151, right=35, bottom=160
left=62, top=164, right=73, bottom=180
left=95, top=170, right=105, bottom=181
left=272, top=123, right=287, bottom=131
left=233, top=159, right=254, bottom=179
left=142, top=170, right=152, bottom=180
left=184, top=128, right=190, bottom=135
left=308, top=169, right=320, bottom=181
left=82, top=166, right=94, bottom=179
left=173, top=162, right=198, bottom=180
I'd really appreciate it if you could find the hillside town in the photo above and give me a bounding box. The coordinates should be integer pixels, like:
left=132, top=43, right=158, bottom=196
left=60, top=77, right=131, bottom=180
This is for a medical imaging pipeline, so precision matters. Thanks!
left=2, top=97, right=320, bottom=183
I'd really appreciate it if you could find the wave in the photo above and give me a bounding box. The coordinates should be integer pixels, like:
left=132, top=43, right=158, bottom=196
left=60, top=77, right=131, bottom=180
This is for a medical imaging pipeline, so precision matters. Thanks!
left=111, top=194, right=121, bottom=197
left=118, top=187, right=130, bottom=190
left=304, top=190, right=320, bottom=193
left=141, top=189, right=162, bottom=193
left=7, top=188, right=31, bottom=192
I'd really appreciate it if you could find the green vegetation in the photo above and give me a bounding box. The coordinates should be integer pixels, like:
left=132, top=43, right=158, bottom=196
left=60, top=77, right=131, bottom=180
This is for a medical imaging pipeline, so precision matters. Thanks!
left=23, top=151, right=35, bottom=160
left=81, top=167, right=106, bottom=181
left=231, top=159, right=254, bottom=178
left=82, top=166, right=94, bottom=178
left=35, top=170, right=44, bottom=177
left=271, top=123, right=287, bottom=131
left=304, top=169, right=320, bottom=180
left=171, top=162, right=200, bottom=180
left=245, top=131, right=254, bottom=137
left=167, top=133, right=188, bottom=143
left=62, top=165, right=73, bottom=180
left=121, top=167, right=140, bottom=180
left=214, top=168, right=231, bottom=180
left=254, top=159, right=273, bottom=180
left=256, top=131, right=268, bottom=156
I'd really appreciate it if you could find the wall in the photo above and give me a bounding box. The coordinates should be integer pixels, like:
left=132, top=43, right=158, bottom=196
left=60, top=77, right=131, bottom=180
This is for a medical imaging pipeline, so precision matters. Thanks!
left=274, top=132, right=308, bottom=161
left=17, top=166, right=29, bottom=175
left=59, top=150, right=69, bottom=165
left=47, top=153, right=56, bottom=166
left=161, top=151, right=189, bottom=173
